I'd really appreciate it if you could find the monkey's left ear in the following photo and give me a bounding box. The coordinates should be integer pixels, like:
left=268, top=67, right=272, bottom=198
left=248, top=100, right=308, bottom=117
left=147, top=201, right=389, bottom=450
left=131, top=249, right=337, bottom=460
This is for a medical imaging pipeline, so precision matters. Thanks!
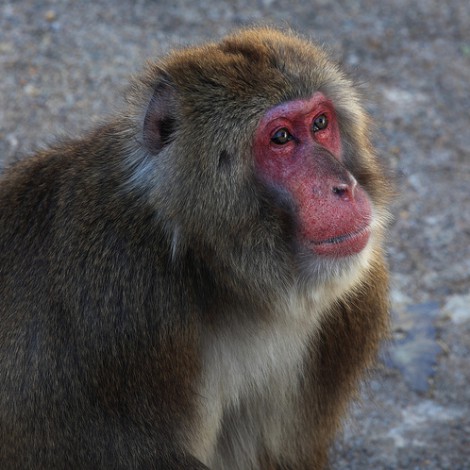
left=143, top=77, right=178, bottom=153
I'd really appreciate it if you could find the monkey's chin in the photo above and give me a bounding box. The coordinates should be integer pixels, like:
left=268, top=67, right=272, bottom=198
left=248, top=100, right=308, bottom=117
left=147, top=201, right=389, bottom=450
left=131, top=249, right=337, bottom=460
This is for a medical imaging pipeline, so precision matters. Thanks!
left=310, top=225, right=371, bottom=257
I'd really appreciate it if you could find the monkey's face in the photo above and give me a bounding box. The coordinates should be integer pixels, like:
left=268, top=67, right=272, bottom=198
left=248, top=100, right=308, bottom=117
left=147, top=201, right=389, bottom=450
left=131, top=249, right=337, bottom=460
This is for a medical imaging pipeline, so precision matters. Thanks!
left=254, top=92, right=372, bottom=259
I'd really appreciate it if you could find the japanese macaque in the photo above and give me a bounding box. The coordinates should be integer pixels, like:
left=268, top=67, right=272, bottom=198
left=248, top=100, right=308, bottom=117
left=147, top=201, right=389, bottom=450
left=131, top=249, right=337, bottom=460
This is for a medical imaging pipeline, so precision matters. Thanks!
left=0, top=28, right=391, bottom=469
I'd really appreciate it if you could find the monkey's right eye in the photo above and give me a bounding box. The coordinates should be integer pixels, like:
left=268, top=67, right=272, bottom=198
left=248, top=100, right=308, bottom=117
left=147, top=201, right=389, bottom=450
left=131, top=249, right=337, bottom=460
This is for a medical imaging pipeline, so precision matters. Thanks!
left=271, top=128, right=293, bottom=145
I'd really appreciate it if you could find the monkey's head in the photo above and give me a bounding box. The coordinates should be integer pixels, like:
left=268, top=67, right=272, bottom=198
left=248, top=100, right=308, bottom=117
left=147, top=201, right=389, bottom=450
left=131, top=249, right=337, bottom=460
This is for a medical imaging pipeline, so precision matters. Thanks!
left=128, top=28, right=391, bottom=290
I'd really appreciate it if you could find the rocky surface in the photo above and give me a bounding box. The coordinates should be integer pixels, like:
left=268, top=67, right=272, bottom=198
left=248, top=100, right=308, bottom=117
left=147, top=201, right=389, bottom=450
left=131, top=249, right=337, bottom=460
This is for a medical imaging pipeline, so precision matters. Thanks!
left=1, top=0, right=469, bottom=468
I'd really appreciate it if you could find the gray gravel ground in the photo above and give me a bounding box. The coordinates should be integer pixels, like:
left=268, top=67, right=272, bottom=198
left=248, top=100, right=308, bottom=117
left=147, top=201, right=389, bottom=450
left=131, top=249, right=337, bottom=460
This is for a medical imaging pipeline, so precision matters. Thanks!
left=1, top=0, right=469, bottom=468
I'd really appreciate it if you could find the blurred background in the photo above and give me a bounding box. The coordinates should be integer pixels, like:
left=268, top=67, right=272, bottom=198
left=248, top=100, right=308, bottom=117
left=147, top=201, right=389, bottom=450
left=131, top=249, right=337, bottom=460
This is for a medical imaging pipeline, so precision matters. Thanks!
left=1, top=0, right=469, bottom=468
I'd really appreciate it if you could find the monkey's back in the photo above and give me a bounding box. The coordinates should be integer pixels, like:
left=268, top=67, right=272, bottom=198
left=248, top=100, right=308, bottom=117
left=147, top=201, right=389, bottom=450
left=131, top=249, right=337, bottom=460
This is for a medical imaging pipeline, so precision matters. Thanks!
left=0, top=137, right=207, bottom=468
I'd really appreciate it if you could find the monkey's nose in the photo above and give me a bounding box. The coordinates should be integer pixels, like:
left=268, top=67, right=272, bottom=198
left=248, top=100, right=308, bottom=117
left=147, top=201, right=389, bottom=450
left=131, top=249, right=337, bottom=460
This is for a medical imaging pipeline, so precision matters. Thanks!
left=332, top=180, right=356, bottom=201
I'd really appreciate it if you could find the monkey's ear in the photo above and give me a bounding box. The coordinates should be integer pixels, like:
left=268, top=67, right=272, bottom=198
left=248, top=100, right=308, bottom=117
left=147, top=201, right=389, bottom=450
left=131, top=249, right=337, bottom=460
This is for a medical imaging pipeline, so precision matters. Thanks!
left=143, top=78, right=178, bottom=153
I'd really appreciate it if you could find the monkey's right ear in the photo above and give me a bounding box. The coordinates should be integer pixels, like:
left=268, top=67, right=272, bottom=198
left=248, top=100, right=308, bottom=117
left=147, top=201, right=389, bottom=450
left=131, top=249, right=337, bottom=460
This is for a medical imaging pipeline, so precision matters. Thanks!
left=143, top=78, right=178, bottom=153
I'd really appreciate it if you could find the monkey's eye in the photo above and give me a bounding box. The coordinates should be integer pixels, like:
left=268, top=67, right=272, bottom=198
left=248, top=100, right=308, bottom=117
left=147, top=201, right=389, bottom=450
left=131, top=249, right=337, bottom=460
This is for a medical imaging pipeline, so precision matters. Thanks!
left=271, top=128, right=293, bottom=145
left=312, top=114, right=328, bottom=132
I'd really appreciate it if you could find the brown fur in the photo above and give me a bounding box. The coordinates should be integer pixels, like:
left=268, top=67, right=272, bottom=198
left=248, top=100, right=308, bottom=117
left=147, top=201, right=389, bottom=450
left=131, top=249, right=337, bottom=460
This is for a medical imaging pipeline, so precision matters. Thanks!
left=0, top=28, right=391, bottom=469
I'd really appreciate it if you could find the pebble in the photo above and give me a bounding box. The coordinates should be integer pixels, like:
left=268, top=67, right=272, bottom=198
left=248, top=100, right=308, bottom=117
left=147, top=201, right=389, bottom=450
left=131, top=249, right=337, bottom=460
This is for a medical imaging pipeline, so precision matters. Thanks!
left=443, top=294, right=470, bottom=324
left=44, top=10, right=57, bottom=22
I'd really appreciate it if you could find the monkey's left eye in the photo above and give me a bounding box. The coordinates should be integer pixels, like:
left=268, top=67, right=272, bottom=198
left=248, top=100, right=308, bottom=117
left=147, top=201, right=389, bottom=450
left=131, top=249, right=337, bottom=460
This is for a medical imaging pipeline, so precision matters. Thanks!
left=271, top=128, right=293, bottom=145
left=312, top=114, right=328, bottom=132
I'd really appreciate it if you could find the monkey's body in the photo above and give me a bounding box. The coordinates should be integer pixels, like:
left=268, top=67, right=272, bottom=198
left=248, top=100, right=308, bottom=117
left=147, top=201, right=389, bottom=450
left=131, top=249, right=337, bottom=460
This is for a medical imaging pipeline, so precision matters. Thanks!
left=0, top=29, right=390, bottom=469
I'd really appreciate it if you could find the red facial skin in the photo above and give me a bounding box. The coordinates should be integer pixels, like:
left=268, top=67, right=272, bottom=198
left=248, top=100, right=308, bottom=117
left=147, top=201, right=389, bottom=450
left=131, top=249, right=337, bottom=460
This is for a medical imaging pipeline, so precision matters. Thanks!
left=254, top=93, right=372, bottom=257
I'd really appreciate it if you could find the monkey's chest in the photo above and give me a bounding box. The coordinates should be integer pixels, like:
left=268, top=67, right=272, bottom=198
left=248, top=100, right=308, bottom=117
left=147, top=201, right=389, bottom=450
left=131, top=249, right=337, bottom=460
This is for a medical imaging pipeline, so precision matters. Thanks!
left=192, top=306, right=318, bottom=466
left=204, top=319, right=311, bottom=399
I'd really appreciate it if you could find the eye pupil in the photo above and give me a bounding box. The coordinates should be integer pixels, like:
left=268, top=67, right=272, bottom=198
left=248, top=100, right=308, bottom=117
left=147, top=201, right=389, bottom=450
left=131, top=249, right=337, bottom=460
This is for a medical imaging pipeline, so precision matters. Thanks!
left=271, top=128, right=292, bottom=145
left=313, top=114, right=328, bottom=132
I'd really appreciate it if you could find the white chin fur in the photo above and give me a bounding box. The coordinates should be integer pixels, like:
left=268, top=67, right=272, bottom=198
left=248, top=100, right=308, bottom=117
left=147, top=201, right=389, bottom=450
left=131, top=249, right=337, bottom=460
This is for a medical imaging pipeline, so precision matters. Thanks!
left=296, top=206, right=387, bottom=315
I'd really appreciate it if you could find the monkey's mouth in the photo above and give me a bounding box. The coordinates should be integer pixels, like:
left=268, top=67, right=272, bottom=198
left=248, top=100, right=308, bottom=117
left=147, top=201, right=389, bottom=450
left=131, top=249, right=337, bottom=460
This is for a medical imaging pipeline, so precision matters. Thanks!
left=310, top=225, right=371, bottom=257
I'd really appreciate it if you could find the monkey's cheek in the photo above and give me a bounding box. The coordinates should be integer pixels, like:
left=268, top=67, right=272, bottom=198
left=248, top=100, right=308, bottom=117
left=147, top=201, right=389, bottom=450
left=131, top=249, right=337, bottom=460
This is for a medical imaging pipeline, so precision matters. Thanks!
left=309, top=225, right=371, bottom=257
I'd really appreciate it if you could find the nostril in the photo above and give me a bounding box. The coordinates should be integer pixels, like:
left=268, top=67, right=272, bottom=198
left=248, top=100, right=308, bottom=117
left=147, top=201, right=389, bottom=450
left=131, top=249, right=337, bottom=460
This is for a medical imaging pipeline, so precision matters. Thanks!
left=332, top=184, right=349, bottom=198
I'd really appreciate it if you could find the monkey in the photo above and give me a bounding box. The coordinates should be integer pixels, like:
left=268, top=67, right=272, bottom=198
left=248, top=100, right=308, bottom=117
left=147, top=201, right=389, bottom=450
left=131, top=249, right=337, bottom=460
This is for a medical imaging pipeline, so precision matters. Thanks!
left=0, top=27, right=392, bottom=469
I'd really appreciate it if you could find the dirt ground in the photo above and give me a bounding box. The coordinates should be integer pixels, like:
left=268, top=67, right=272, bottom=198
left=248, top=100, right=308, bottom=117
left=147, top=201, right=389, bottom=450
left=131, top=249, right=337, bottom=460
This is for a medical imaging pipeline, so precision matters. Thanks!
left=1, top=0, right=469, bottom=468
